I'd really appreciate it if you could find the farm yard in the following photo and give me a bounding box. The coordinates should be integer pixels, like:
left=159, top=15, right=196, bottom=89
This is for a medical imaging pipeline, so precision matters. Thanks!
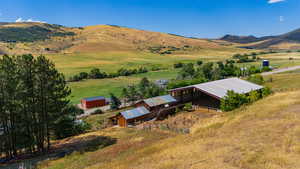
left=33, top=70, right=300, bottom=169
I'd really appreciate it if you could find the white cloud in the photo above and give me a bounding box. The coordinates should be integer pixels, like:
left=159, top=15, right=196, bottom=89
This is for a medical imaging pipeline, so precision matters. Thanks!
left=15, top=17, right=46, bottom=23
left=279, top=16, right=284, bottom=22
left=268, top=0, right=285, bottom=4
left=15, top=18, right=23, bottom=22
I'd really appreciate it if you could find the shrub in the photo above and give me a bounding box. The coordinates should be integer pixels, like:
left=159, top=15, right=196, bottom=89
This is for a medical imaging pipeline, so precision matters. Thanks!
left=248, top=90, right=260, bottom=102
left=79, top=72, right=89, bottom=79
left=91, top=109, right=104, bottom=115
left=220, top=91, right=249, bottom=112
left=247, top=75, right=265, bottom=85
left=262, top=87, right=272, bottom=97
left=196, top=60, right=203, bottom=66
left=261, top=66, right=272, bottom=72
left=183, top=103, right=193, bottom=112
left=89, top=68, right=107, bottom=79
left=174, top=62, right=184, bottom=68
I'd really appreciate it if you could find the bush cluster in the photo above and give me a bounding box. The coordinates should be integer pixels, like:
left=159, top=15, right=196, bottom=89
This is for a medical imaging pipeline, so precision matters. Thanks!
left=220, top=87, right=272, bottom=112
left=69, top=67, right=149, bottom=82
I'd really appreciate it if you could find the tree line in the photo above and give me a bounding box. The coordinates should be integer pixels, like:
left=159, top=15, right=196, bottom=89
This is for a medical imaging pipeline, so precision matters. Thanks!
left=168, top=60, right=271, bottom=89
left=0, top=54, right=85, bottom=160
left=121, top=77, right=166, bottom=105
left=68, top=67, right=149, bottom=82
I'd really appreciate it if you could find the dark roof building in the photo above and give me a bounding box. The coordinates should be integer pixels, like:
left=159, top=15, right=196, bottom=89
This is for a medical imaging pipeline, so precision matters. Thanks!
left=143, top=95, right=177, bottom=107
left=169, top=78, right=264, bottom=109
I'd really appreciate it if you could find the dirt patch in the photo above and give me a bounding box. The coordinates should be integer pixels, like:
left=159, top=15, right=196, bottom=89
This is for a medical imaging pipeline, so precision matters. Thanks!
left=137, top=110, right=219, bottom=134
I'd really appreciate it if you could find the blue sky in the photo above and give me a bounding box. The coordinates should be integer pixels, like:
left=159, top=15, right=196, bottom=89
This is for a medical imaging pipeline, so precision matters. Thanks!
left=0, top=0, right=299, bottom=38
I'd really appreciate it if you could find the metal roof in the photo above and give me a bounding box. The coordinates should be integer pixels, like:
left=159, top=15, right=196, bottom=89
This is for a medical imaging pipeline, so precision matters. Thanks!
left=121, top=106, right=151, bottom=120
left=83, top=96, right=105, bottom=102
left=193, top=78, right=263, bottom=99
left=143, top=95, right=177, bottom=107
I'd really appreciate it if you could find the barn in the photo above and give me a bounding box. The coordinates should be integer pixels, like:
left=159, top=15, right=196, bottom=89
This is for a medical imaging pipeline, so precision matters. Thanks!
left=81, top=96, right=108, bottom=109
left=169, top=78, right=263, bottom=109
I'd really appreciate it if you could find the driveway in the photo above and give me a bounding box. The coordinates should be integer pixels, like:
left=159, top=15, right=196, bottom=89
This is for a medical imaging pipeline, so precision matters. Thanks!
left=261, top=66, right=300, bottom=76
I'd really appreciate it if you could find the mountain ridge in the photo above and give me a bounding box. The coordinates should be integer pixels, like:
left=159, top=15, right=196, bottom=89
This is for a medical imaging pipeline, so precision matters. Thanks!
left=220, top=28, right=300, bottom=49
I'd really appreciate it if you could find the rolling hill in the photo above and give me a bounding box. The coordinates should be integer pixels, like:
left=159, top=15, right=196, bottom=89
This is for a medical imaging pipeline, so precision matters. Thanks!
left=0, top=22, right=225, bottom=55
left=221, top=28, right=300, bottom=50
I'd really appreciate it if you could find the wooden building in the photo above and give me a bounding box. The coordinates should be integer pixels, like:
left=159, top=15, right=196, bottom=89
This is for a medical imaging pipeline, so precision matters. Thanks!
left=136, top=95, right=177, bottom=113
left=110, top=95, right=178, bottom=127
left=110, top=106, right=153, bottom=127
left=81, top=96, right=109, bottom=109
left=169, top=78, right=263, bottom=109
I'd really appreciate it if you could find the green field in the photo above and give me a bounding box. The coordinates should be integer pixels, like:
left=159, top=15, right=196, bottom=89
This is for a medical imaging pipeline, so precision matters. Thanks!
left=68, top=69, right=179, bottom=103
left=47, top=49, right=248, bottom=77
left=46, top=51, right=300, bottom=104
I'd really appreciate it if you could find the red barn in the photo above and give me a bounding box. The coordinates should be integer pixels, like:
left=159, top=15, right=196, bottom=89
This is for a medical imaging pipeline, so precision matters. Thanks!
left=81, top=96, right=108, bottom=109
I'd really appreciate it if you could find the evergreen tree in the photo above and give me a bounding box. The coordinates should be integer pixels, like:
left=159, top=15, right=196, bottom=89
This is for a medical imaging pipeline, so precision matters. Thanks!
left=0, top=54, right=73, bottom=159
left=110, top=93, right=121, bottom=110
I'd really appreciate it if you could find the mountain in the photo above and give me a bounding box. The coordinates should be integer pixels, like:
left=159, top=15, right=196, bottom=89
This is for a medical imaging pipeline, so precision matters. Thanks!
left=0, top=22, right=223, bottom=55
left=220, top=28, right=300, bottom=49
left=220, top=35, right=263, bottom=44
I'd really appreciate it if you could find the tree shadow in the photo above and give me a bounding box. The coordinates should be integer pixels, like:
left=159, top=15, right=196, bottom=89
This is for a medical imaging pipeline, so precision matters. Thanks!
left=0, top=135, right=117, bottom=169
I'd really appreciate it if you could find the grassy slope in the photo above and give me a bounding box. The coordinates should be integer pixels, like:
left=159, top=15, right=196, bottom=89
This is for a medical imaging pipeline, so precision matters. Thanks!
left=39, top=72, right=300, bottom=169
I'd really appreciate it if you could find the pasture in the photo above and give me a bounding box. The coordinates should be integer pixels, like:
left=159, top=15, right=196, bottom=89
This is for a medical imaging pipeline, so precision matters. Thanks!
left=46, top=51, right=300, bottom=104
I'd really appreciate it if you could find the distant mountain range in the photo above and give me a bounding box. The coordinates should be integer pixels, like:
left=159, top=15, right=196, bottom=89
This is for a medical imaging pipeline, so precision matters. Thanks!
left=220, top=28, right=300, bottom=49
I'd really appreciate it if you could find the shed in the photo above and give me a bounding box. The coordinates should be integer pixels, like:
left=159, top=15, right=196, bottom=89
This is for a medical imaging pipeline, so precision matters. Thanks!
left=117, top=106, right=152, bottom=127
left=81, top=96, right=108, bottom=109
left=136, top=95, right=177, bottom=113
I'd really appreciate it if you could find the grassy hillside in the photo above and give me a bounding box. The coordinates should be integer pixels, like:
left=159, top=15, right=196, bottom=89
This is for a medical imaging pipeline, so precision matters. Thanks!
left=0, top=22, right=238, bottom=56
left=38, top=87, right=300, bottom=169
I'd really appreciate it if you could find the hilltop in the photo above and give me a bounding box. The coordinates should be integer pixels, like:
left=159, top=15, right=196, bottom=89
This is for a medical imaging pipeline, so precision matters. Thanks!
left=0, top=22, right=223, bottom=55
left=221, top=28, right=300, bottom=50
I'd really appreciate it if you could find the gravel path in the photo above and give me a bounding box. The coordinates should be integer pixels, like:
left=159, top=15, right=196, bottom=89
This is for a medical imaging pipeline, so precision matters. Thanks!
left=261, top=66, right=300, bottom=76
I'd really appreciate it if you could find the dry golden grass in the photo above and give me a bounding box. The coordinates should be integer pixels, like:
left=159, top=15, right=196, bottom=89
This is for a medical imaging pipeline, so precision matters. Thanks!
left=270, top=42, right=300, bottom=50
left=39, top=90, right=300, bottom=169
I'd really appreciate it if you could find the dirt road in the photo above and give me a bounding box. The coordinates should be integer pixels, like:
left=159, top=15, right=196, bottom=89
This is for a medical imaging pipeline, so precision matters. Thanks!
left=261, top=66, right=300, bottom=76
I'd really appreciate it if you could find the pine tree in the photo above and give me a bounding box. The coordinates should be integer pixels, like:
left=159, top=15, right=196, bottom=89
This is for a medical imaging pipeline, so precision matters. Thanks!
left=110, top=93, right=121, bottom=110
